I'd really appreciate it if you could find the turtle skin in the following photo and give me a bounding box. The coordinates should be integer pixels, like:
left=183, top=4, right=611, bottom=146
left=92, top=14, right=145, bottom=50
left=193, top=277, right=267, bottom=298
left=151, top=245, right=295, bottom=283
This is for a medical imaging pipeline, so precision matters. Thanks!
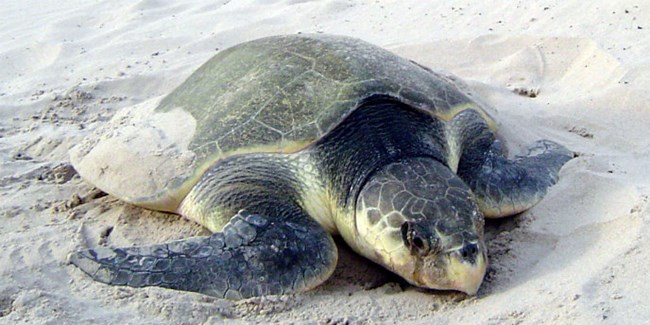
left=68, top=34, right=572, bottom=299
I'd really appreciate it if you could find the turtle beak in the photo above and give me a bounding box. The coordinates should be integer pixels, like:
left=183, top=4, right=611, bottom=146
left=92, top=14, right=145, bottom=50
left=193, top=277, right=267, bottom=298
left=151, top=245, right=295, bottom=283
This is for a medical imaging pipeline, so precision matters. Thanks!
left=445, top=248, right=486, bottom=295
left=419, top=241, right=487, bottom=295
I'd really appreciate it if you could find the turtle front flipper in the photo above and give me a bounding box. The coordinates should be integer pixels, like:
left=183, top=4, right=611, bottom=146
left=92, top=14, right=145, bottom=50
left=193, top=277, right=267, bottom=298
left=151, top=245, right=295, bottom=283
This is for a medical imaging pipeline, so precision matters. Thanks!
left=449, top=109, right=573, bottom=218
left=69, top=209, right=337, bottom=299
left=458, top=138, right=573, bottom=218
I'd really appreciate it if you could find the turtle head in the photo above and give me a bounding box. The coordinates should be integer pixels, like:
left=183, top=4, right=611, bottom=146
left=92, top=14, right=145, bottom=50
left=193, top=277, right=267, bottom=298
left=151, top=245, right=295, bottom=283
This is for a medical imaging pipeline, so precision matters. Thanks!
left=354, top=157, right=487, bottom=295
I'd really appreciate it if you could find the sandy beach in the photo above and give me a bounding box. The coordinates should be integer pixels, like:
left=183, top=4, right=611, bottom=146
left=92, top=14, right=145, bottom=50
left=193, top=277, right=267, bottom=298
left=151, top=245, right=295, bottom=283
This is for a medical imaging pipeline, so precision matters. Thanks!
left=1, top=1, right=649, bottom=324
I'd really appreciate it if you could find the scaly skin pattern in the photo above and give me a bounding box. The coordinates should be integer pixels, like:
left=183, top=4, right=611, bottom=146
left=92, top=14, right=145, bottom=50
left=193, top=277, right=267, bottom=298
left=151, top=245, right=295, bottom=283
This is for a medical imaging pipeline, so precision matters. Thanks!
left=70, top=152, right=339, bottom=299
left=69, top=97, right=570, bottom=298
left=354, top=157, right=487, bottom=293
left=451, top=110, right=574, bottom=217
left=69, top=36, right=572, bottom=299
left=70, top=210, right=336, bottom=299
left=70, top=97, right=568, bottom=299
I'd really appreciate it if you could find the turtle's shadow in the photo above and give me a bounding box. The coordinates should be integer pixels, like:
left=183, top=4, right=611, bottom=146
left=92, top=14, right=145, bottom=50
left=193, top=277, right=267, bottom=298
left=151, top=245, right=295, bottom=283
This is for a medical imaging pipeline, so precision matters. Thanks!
left=319, top=237, right=400, bottom=294
left=479, top=211, right=563, bottom=296
left=481, top=214, right=524, bottom=290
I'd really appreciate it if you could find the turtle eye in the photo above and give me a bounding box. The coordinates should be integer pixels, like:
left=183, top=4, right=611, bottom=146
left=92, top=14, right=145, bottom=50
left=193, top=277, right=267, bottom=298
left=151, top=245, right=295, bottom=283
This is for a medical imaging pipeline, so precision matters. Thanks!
left=412, top=236, right=425, bottom=249
left=401, top=222, right=431, bottom=256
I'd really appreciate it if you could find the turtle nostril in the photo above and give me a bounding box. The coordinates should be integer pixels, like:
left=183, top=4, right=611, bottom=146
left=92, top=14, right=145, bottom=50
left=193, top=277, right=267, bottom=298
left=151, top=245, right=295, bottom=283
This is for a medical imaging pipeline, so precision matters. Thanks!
left=460, top=243, right=479, bottom=261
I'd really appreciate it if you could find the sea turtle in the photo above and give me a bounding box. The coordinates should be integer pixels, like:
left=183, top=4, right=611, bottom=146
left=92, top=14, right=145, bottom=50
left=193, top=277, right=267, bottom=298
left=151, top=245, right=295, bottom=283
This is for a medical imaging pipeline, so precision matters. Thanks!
left=68, top=34, right=572, bottom=299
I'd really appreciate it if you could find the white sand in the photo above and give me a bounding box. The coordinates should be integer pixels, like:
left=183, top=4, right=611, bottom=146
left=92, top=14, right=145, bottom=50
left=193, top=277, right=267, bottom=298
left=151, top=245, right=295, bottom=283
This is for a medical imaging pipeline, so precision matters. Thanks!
left=1, top=1, right=649, bottom=324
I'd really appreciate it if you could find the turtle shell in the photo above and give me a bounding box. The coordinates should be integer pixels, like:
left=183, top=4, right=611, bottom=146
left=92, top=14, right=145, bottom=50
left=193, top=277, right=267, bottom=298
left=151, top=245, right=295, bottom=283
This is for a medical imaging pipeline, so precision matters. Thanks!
left=70, top=34, right=492, bottom=212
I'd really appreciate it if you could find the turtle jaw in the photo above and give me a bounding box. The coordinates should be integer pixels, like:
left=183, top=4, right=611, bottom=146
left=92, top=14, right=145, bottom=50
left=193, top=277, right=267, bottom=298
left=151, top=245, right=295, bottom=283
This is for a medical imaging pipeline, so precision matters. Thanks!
left=426, top=247, right=487, bottom=295
left=394, top=242, right=487, bottom=295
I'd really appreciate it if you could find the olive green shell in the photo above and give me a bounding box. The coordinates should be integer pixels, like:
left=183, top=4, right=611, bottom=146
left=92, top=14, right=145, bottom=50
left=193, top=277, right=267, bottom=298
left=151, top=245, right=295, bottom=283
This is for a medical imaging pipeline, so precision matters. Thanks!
left=157, top=34, right=483, bottom=161
left=71, top=34, right=491, bottom=212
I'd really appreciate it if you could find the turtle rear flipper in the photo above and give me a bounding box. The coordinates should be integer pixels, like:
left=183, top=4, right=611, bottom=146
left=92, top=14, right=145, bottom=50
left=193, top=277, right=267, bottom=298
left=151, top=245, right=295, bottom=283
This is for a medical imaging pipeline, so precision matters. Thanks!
left=69, top=211, right=337, bottom=299
left=458, top=139, right=573, bottom=218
